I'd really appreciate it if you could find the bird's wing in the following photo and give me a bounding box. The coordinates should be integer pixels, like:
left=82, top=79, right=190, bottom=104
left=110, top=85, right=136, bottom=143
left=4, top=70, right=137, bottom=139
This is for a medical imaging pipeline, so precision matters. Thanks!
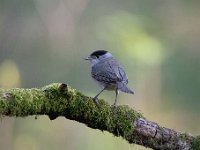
left=91, top=58, right=128, bottom=84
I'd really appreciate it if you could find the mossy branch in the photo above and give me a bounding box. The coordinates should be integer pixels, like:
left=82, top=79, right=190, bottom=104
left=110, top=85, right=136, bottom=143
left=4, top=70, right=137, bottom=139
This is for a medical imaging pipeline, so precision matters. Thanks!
left=0, top=83, right=199, bottom=150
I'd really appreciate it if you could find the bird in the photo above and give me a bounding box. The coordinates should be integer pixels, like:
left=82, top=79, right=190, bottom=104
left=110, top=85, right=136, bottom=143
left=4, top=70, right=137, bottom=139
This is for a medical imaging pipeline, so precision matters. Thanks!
left=85, top=50, right=134, bottom=105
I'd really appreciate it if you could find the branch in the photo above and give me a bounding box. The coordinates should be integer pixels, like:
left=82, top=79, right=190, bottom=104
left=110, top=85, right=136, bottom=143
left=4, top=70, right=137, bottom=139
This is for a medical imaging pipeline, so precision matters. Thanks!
left=0, top=83, right=199, bottom=150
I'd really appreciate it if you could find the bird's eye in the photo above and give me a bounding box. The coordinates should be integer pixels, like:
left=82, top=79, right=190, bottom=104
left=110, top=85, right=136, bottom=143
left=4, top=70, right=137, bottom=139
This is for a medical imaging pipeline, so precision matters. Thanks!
left=91, top=55, right=98, bottom=59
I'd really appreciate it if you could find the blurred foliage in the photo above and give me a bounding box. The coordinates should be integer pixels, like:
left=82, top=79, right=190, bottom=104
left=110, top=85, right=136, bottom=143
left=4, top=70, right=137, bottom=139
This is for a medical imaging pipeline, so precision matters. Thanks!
left=0, top=60, right=21, bottom=88
left=96, top=12, right=165, bottom=65
left=0, top=0, right=200, bottom=150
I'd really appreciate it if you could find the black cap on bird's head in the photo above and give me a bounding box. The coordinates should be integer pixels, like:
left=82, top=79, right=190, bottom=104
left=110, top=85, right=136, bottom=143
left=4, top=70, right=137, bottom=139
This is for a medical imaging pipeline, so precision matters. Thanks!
left=90, top=50, right=108, bottom=58
left=85, top=50, right=108, bottom=60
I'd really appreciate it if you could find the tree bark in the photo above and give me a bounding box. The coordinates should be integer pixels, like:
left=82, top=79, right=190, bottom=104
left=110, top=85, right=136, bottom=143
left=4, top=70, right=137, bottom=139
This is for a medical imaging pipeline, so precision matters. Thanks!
left=0, top=83, right=199, bottom=150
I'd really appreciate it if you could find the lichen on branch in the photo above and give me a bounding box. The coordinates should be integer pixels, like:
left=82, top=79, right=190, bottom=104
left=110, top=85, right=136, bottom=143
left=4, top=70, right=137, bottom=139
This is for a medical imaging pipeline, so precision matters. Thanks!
left=0, top=83, right=199, bottom=150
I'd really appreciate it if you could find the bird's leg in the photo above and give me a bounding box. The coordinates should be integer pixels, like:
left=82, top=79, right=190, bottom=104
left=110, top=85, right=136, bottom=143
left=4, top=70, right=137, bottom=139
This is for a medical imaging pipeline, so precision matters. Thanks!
left=113, top=89, right=119, bottom=106
left=92, top=86, right=107, bottom=102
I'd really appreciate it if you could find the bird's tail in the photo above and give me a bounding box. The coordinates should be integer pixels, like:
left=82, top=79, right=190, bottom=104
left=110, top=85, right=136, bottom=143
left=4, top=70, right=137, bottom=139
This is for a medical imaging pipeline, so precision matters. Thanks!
left=117, top=82, right=134, bottom=94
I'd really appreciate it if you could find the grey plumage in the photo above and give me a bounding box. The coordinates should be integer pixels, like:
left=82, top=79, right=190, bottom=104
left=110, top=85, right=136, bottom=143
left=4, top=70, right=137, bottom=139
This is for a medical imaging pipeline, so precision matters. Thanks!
left=91, top=57, right=132, bottom=92
left=85, top=50, right=134, bottom=105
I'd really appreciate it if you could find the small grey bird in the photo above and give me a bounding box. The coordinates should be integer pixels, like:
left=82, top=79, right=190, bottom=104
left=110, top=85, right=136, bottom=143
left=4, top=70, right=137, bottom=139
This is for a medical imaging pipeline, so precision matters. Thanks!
left=85, top=50, right=134, bottom=105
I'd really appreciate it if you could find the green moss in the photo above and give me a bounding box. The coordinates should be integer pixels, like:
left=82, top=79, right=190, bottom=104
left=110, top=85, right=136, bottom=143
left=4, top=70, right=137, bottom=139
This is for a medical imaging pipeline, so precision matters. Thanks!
left=43, top=83, right=62, bottom=99
left=192, top=136, right=200, bottom=150
left=0, top=83, right=144, bottom=147
left=110, top=105, right=142, bottom=139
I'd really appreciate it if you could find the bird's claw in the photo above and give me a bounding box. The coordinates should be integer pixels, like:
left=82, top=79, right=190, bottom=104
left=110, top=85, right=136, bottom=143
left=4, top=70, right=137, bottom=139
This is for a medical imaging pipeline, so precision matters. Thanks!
left=111, top=103, right=117, bottom=107
left=92, top=97, right=99, bottom=105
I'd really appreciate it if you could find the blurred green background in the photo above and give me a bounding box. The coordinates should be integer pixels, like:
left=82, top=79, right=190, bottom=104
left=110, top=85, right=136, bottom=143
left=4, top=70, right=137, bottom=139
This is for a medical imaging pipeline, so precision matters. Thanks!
left=0, top=0, right=200, bottom=150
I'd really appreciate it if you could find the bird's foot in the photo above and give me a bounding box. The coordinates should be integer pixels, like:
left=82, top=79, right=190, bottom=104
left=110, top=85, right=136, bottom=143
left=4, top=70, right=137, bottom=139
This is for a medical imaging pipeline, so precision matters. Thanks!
left=92, top=97, right=99, bottom=105
left=111, top=103, right=117, bottom=107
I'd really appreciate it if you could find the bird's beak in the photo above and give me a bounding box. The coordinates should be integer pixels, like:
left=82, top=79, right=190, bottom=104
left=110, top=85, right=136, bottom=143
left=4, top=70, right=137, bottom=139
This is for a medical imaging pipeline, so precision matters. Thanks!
left=84, top=56, right=91, bottom=60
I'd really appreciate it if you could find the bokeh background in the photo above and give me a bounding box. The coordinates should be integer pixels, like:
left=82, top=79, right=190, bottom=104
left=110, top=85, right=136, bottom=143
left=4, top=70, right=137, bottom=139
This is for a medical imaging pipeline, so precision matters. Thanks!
left=0, top=0, right=200, bottom=150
